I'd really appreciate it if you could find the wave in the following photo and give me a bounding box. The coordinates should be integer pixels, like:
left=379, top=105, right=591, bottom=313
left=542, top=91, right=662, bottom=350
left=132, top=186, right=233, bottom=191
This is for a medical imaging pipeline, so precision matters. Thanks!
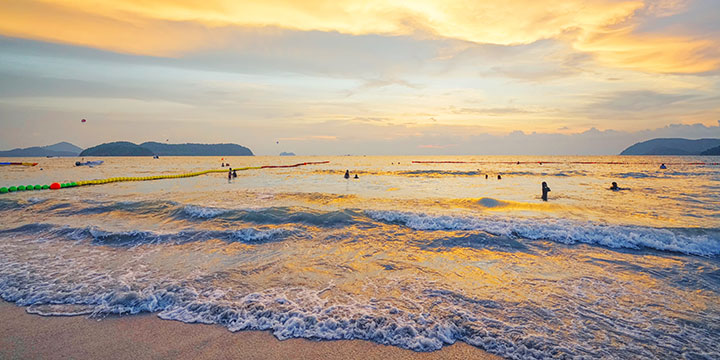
left=174, top=205, right=360, bottom=227
left=3, top=278, right=715, bottom=359
left=55, top=200, right=179, bottom=216
left=615, top=170, right=717, bottom=179
left=0, top=223, right=301, bottom=247
left=312, top=169, right=588, bottom=178
left=365, top=210, right=720, bottom=256
left=0, top=270, right=557, bottom=358
left=180, top=204, right=230, bottom=218
left=3, top=198, right=361, bottom=229
left=0, top=197, right=48, bottom=211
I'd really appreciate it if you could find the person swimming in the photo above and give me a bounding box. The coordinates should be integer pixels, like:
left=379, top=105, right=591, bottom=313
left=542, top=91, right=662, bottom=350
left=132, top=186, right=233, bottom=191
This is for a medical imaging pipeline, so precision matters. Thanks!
left=541, top=181, right=551, bottom=201
left=609, top=182, right=628, bottom=191
left=232, top=170, right=237, bottom=178
left=354, top=174, right=359, bottom=179
left=344, top=170, right=350, bottom=179
left=497, top=174, right=502, bottom=180
left=660, top=163, right=667, bottom=169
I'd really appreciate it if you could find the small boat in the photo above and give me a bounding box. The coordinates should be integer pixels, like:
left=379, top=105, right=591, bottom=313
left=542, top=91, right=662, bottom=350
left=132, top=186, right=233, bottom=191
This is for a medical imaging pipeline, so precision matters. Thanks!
left=0, top=162, right=38, bottom=166
left=75, top=160, right=104, bottom=167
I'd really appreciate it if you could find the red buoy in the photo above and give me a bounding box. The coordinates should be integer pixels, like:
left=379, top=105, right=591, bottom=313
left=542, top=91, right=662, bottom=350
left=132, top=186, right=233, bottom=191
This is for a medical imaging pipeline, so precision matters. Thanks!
left=50, top=182, right=61, bottom=190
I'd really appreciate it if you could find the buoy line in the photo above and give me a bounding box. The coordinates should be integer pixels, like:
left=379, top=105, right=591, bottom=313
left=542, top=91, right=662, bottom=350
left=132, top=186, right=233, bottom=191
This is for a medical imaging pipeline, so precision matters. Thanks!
left=412, top=161, right=720, bottom=165
left=0, top=161, right=329, bottom=194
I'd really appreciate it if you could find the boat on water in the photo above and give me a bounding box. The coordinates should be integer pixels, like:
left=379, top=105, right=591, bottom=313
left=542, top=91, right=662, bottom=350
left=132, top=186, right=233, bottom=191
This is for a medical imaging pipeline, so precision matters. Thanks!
left=75, top=160, right=104, bottom=167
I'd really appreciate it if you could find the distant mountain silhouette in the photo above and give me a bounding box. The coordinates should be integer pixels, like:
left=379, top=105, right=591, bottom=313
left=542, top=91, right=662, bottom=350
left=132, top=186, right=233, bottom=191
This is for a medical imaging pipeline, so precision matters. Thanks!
left=140, top=142, right=253, bottom=156
left=279, top=152, right=296, bottom=156
left=79, top=142, right=154, bottom=156
left=701, top=145, right=720, bottom=155
left=44, top=142, right=83, bottom=154
left=77, top=141, right=254, bottom=156
left=620, top=138, right=720, bottom=155
left=0, top=142, right=83, bottom=157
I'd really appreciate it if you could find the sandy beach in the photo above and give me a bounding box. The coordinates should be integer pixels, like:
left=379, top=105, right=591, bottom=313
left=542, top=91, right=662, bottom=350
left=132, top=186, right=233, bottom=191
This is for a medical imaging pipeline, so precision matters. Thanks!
left=0, top=301, right=499, bottom=360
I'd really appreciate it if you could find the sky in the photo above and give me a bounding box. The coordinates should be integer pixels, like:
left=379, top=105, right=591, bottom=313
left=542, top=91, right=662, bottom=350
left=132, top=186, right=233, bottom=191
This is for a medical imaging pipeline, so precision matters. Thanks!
left=0, top=0, right=719, bottom=155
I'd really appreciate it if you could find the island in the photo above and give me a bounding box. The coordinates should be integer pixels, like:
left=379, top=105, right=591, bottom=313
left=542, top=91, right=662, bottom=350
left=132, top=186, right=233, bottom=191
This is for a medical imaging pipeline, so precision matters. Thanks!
left=701, top=146, right=720, bottom=155
left=79, top=142, right=155, bottom=156
left=0, top=142, right=83, bottom=157
left=619, top=138, right=720, bottom=155
left=279, top=152, right=296, bottom=156
left=76, top=141, right=255, bottom=156
left=140, top=142, right=253, bottom=156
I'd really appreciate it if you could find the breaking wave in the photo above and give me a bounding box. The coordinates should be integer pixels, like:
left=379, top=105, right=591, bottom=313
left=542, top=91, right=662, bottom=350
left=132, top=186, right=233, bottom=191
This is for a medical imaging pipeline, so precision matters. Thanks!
left=0, top=223, right=301, bottom=246
left=366, top=210, right=720, bottom=256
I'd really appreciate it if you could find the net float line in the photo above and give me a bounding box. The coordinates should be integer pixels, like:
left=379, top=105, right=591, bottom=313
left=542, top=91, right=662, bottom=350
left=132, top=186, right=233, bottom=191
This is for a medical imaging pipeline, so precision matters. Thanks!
left=0, top=161, right=329, bottom=194
left=412, top=161, right=720, bottom=165
left=0, top=162, right=38, bottom=166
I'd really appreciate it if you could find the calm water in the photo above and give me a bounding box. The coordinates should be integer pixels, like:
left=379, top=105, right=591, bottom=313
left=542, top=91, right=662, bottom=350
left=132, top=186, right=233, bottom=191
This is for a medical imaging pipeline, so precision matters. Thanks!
left=1, top=156, right=719, bottom=359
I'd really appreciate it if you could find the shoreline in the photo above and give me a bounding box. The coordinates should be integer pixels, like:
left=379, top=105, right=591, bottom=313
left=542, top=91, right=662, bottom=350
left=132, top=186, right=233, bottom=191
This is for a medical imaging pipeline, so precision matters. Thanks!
left=0, top=301, right=500, bottom=360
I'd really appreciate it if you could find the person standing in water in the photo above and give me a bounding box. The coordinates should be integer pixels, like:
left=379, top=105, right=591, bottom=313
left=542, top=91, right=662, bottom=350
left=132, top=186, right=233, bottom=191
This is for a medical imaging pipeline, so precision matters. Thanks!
left=660, top=163, right=667, bottom=169
left=497, top=174, right=502, bottom=180
left=228, top=168, right=232, bottom=180
left=344, top=170, right=350, bottom=179
left=232, top=170, right=237, bottom=178
left=541, top=181, right=551, bottom=201
left=354, top=174, right=359, bottom=179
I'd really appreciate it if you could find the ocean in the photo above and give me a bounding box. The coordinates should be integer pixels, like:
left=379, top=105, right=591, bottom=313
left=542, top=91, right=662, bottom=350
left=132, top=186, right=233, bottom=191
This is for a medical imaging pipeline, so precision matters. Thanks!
left=1, top=155, right=719, bottom=359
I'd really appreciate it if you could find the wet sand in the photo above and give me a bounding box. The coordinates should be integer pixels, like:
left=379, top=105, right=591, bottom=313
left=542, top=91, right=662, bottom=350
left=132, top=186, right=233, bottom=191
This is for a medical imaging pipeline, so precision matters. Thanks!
left=0, top=301, right=500, bottom=360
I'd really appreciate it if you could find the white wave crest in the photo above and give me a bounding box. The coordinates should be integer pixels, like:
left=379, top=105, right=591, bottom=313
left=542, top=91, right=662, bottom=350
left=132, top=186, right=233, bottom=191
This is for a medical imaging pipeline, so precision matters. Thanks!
left=366, top=210, right=720, bottom=256
left=181, top=205, right=229, bottom=219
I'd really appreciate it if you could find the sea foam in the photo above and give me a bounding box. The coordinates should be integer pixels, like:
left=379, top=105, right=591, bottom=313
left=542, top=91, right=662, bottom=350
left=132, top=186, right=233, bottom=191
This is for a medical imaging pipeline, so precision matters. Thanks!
left=366, top=210, right=720, bottom=256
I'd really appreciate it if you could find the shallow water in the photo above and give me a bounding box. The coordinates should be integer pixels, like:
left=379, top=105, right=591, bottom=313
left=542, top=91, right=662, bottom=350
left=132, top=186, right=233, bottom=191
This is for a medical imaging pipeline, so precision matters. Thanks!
left=1, top=156, right=719, bottom=359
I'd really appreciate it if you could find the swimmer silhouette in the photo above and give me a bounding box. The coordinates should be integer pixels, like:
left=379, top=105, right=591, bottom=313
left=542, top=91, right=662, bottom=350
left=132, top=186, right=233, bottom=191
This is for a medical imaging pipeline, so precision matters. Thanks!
left=541, top=181, right=551, bottom=201
left=497, top=174, right=502, bottom=180
left=232, top=170, right=237, bottom=178
left=344, top=170, right=350, bottom=179
left=485, top=174, right=488, bottom=179
left=609, top=182, right=628, bottom=191
left=354, top=174, right=359, bottom=179
left=660, top=163, right=667, bottom=169
left=228, top=168, right=232, bottom=180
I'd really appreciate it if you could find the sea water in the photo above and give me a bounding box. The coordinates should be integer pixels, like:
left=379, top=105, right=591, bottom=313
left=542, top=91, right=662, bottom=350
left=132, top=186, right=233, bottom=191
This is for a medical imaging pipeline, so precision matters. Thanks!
left=0, top=155, right=718, bottom=359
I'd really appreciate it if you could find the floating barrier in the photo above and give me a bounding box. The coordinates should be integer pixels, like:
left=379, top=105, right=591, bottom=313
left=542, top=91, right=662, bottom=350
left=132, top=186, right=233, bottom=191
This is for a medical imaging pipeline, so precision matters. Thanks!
left=0, top=161, right=329, bottom=195
left=0, top=162, right=38, bottom=166
left=412, top=161, right=720, bottom=165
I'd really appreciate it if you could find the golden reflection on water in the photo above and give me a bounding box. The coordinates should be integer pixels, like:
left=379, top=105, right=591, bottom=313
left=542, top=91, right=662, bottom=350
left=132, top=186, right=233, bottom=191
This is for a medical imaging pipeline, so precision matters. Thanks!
left=149, top=222, right=720, bottom=320
left=1, top=155, right=718, bottom=358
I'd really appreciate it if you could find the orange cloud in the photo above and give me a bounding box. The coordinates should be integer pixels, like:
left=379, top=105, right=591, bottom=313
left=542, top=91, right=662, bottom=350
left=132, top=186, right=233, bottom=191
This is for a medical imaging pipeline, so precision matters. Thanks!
left=0, top=0, right=717, bottom=73
left=574, top=27, right=720, bottom=74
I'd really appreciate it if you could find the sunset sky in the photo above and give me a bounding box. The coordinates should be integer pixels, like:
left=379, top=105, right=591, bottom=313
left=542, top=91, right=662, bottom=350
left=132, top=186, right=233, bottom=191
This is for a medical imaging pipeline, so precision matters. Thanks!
left=1, top=0, right=719, bottom=155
